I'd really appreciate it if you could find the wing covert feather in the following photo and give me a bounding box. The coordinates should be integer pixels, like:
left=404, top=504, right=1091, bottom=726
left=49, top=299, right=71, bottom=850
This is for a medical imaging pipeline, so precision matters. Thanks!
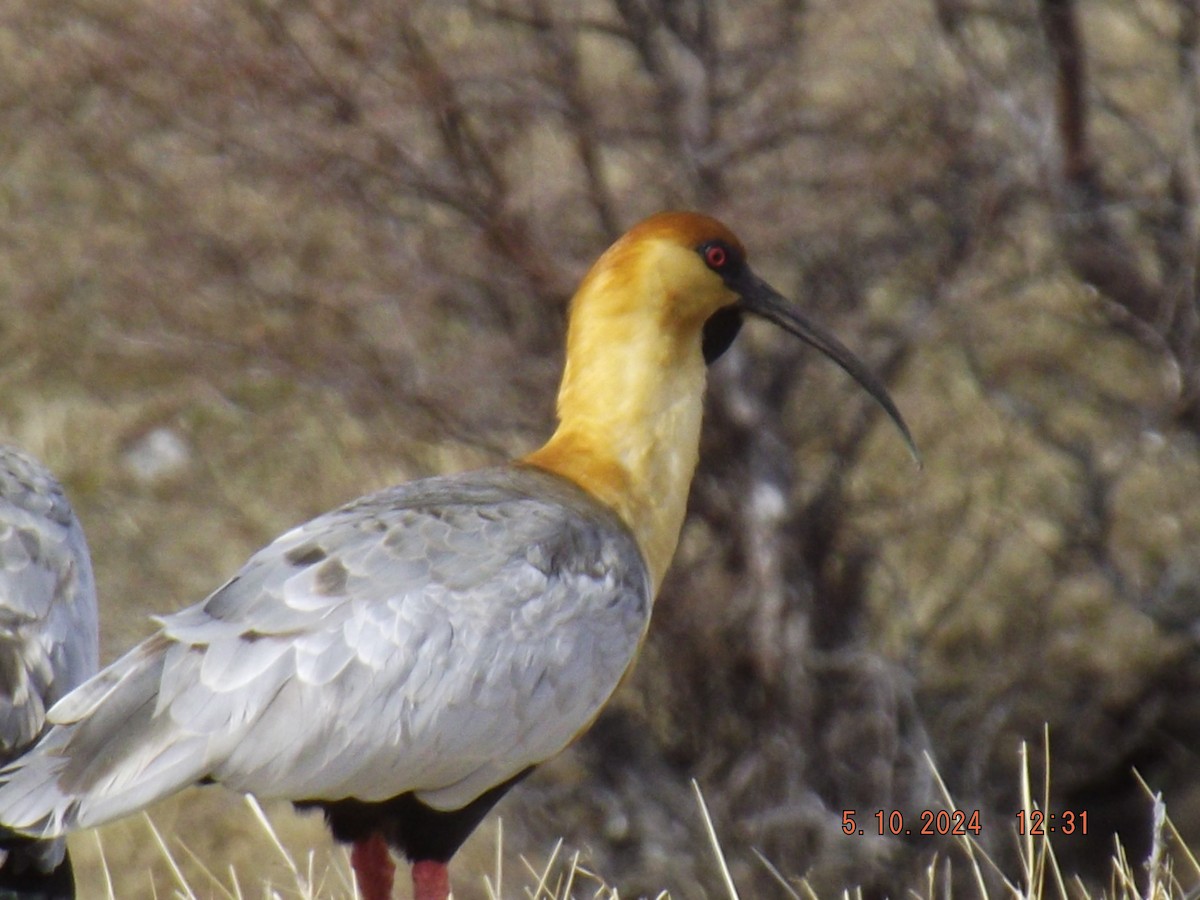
left=0, top=467, right=651, bottom=834
left=0, top=446, right=99, bottom=870
left=0, top=447, right=99, bottom=756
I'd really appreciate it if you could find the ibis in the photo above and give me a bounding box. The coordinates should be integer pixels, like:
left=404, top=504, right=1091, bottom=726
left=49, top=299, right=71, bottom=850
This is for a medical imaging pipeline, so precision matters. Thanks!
left=0, top=445, right=99, bottom=899
left=0, top=212, right=915, bottom=900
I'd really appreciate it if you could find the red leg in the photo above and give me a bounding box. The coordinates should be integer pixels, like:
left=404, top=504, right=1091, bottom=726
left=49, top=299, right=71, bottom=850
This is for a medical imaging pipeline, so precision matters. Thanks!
left=350, top=833, right=395, bottom=900
left=411, top=860, right=451, bottom=900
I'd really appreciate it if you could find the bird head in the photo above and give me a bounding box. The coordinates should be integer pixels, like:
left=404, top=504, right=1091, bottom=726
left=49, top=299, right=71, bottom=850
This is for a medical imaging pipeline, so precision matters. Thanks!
left=568, top=211, right=919, bottom=462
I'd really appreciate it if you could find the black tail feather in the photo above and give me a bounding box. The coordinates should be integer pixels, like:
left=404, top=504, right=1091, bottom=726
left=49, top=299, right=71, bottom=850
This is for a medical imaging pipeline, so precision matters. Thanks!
left=0, top=838, right=74, bottom=900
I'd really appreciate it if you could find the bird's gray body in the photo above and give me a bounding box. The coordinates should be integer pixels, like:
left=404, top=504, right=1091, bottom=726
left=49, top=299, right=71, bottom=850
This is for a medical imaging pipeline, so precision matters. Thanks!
left=0, top=465, right=651, bottom=838
left=0, top=445, right=99, bottom=878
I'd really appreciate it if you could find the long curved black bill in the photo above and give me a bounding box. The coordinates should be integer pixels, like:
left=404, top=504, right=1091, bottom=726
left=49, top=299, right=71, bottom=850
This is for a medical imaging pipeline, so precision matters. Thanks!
left=736, top=270, right=921, bottom=466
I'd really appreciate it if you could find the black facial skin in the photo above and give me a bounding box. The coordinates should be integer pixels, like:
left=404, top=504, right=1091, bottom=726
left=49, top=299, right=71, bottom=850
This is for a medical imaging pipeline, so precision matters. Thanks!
left=702, top=305, right=744, bottom=364
left=698, top=239, right=747, bottom=365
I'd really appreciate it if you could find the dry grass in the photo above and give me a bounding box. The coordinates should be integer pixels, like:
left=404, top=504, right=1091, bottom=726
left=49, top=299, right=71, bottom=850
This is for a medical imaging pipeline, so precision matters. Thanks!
left=91, top=798, right=635, bottom=900
left=913, top=740, right=1200, bottom=900
left=80, top=752, right=1198, bottom=900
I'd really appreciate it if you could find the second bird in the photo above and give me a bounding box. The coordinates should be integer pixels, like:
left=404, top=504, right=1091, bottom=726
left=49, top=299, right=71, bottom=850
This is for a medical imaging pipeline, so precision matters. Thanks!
left=0, top=445, right=99, bottom=900
left=0, top=212, right=916, bottom=900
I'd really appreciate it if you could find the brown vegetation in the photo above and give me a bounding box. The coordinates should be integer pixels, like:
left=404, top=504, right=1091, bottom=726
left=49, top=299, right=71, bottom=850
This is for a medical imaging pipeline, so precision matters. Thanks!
left=2, top=0, right=1198, bottom=895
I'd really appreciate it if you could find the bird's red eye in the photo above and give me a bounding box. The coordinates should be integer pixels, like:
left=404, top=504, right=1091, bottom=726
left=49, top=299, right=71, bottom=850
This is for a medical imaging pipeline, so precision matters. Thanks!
left=704, top=244, right=728, bottom=269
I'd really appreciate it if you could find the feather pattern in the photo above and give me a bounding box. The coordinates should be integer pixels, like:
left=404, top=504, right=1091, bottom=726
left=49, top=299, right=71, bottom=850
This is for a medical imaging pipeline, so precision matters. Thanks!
left=0, top=444, right=100, bottom=876
left=0, top=466, right=650, bottom=836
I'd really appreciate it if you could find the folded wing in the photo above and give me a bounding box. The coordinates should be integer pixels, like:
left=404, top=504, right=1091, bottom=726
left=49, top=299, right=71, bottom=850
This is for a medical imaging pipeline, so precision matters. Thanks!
left=0, top=466, right=651, bottom=836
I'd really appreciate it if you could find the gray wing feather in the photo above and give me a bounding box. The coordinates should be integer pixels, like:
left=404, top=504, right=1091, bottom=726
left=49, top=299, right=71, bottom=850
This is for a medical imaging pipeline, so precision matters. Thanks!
left=0, top=446, right=99, bottom=755
left=0, top=445, right=100, bottom=870
left=0, top=467, right=650, bottom=835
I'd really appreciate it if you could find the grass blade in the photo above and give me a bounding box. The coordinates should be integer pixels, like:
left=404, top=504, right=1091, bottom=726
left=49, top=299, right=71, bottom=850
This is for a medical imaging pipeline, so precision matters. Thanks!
left=692, top=778, right=740, bottom=900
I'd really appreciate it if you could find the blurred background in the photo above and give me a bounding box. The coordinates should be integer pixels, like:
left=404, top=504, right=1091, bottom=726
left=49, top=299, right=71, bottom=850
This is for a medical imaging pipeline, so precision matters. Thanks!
left=2, top=0, right=1199, bottom=896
